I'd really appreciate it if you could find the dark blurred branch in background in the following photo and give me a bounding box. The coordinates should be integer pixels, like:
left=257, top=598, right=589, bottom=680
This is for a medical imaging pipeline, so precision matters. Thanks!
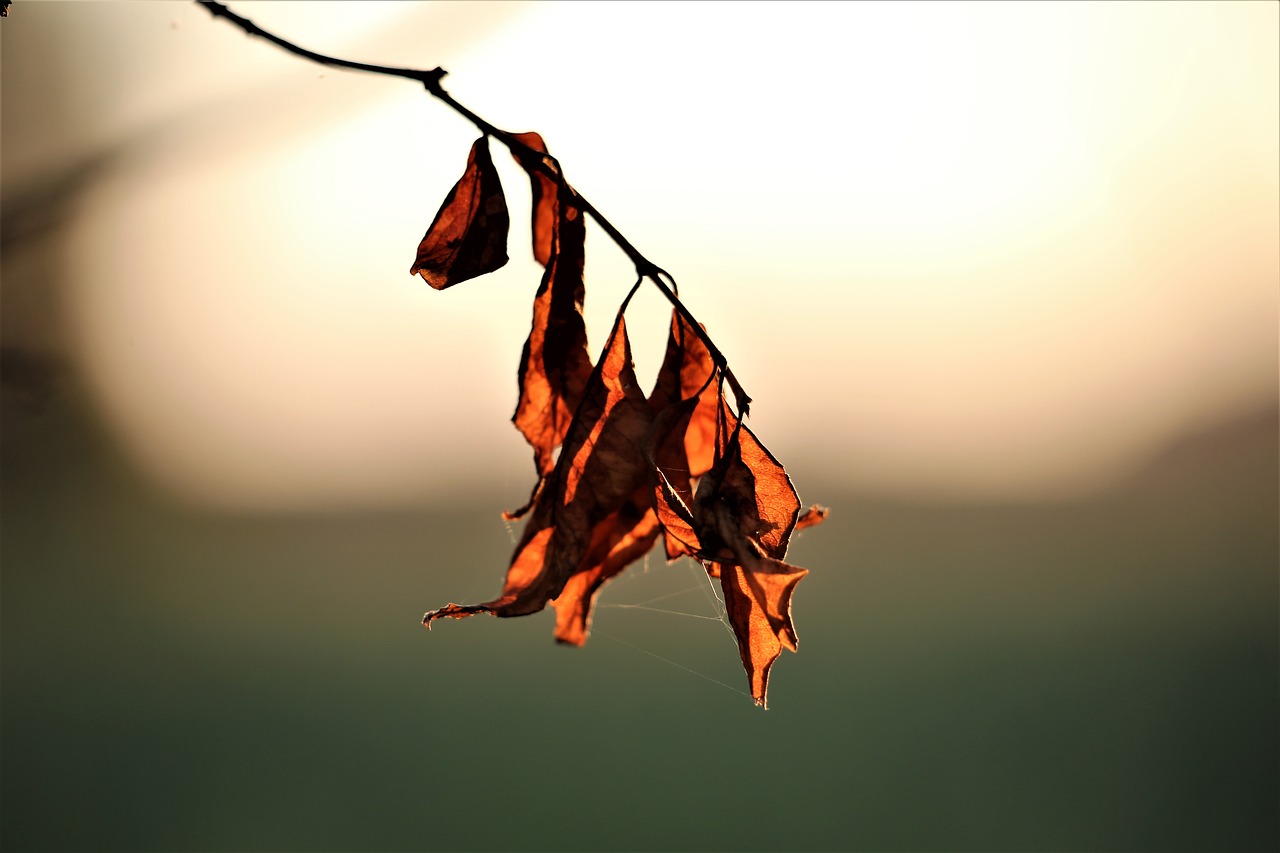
left=1, top=149, right=123, bottom=410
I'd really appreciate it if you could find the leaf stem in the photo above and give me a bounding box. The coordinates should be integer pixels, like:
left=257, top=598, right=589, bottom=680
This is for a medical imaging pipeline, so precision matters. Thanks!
left=197, top=0, right=749, bottom=414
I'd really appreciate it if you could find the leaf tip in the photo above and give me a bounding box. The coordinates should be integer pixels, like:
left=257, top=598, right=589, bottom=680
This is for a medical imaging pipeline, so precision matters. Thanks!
left=796, top=504, right=829, bottom=531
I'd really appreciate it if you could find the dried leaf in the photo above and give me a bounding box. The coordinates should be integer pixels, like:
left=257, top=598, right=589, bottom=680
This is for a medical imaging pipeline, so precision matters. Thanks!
left=510, top=197, right=593, bottom=480
left=698, top=409, right=803, bottom=559
left=715, top=560, right=807, bottom=708
left=550, top=494, right=661, bottom=645
left=691, top=418, right=825, bottom=707
left=509, top=131, right=559, bottom=267
left=650, top=416, right=702, bottom=559
left=647, top=310, right=718, bottom=559
left=648, top=310, right=718, bottom=476
left=796, top=505, right=829, bottom=530
left=426, top=315, right=653, bottom=625
left=410, top=136, right=509, bottom=289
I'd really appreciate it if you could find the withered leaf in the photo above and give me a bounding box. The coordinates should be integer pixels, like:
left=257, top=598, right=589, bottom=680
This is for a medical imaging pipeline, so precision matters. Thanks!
left=796, top=505, right=829, bottom=530
left=697, top=406, right=803, bottom=559
left=650, top=423, right=702, bottom=560
left=647, top=310, right=718, bottom=559
left=648, top=310, right=719, bottom=477
left=691, top=417, right=825, bottom=707
left=509, top=131, right=559, bottom=268
left=550, top=493, right=661, bottom=646
left=410, top=136, right=509, bottom=290
left=425, top=314, right=654, bottom=625
left=715, top=560, right=807, bottom=709
left=510, top=196, right=593, bottom=483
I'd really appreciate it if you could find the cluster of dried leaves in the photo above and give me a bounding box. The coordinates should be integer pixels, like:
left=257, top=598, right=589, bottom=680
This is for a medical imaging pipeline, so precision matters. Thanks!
left=192, top=0, right=824, bottom=708
left=417, top=134, right=826, bottom=708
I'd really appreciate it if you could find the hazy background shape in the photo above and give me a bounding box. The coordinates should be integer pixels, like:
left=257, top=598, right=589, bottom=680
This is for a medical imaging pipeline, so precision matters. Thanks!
left=2, top=2, right=1276, bottom=850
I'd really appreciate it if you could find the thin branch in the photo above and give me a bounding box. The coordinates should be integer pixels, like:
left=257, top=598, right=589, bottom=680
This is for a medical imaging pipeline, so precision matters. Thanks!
left=197, top=0, right=446, bottom=87
left=197, top=0, right=749, bottom=414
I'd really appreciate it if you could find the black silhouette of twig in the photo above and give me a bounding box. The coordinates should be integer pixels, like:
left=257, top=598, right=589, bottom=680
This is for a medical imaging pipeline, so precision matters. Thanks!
left=197, top=0, right=750, bottom=413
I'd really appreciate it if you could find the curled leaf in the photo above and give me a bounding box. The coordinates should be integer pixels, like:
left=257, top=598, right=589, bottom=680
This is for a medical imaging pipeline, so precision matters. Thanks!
left=551, top=495, right=661, bottom=646
left=426, top=315, right=653, bottom=625
left=510, top=197, right=593, bottom=482
left=691, top=418, right=825, bottom=707
left=410, top=136, right=509, bottom=289
left=796, top=505, right=829, bottom=530
left=509, top=131, right=559, bottom=267
left=647, top=310, right=718, bottom=559
left=650, top=413, right=703, bottom=559
left=716, top=561, right=807, bottom=708
left=648, top=310, right=718, bottom=476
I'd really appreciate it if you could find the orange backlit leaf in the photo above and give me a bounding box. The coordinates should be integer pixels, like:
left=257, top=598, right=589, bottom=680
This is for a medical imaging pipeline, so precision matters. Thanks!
left=699, top=403, right=807, bottom=559
left=648, top=310, right=718, bottom=477
left=690, top=419, right=826, bottom=706
left=647, top=310, right=718, bottom=559
left=410, top=136, right=509, bottom=289
left=425, top=314, right=653, bottom=625
left=716, top=560, right=807, bottom=708
left=796, top=504, right=829, bottom=530
left=509, top=131, right=559, bottom=268
left=551, top=495, right=661, bottom=646
left=650, top=417, right=702, bottom=559
left=511, top=197, right=593, bottom=481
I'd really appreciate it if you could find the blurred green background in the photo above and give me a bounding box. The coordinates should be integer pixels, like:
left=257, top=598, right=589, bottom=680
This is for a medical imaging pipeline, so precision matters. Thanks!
left=3, top=385, right=1275, bottom=851
left=3, top=2, right=1278, bottom=851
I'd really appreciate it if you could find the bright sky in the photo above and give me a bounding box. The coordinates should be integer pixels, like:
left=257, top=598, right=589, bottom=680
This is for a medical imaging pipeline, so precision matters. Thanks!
left=7, top=1, right=1276, bottom=509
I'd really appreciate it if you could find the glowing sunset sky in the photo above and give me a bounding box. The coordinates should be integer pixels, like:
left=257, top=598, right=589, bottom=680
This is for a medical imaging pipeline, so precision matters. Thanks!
left=4, top=1, right=1276, bottom=509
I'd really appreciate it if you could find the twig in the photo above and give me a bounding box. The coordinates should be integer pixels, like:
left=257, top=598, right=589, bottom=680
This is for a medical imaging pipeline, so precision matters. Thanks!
left=196, top=0, right=446, bottom=87
left=196, top=0, right=749, bottom=413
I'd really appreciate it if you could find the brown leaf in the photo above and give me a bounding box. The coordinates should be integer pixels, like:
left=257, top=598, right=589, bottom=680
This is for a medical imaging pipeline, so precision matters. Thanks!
left=650, top=426, right=702, bottom=559
left=697, top=410, right=802, bottom=559
left=691, top=419, right=822, bottom=707
left=510, top=196, right=593, bottom=480
left=410, top=136, right=510, bottom=289
left=716, top=560, right=807, bottom=709
left=509, top=131, right=559, bottom=268
left=649, top=389, right=737, bottom=562
left=425, top=315, right=654, bottom=626
left=550, top=495, right=661, bottom=646
left=796, top=505, right=829, bottom=530
left=648, top=310, right=719, bottom=476
left=647, top=310, right=718, bottom=559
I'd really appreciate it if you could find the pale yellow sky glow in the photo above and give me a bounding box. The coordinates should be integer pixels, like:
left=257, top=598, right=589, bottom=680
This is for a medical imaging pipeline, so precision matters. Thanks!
left=7, top=1, right=1275, bottom=509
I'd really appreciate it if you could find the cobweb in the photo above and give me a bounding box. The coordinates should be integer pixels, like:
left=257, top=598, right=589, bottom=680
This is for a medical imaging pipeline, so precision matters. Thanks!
left=486, top=516, right=752, bottom=700
left=593, top=553, right=751, bottom=700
